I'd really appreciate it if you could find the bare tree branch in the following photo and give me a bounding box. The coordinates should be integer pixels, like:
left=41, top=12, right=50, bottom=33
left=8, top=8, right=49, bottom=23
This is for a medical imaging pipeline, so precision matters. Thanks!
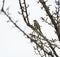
left=0, top=0, right=60, bottom=57
left=39, top=0, right=60, bottom=41
left=18, top=0, right=59, bottom=57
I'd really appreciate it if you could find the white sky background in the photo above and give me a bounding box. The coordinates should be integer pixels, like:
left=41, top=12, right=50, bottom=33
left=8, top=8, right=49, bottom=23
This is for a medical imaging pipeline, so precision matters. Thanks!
left=0, top=0, right=60, bottom=57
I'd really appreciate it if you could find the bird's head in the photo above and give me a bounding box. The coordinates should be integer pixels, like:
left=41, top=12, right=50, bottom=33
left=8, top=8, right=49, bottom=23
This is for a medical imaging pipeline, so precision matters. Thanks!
left=33, top=20, right=37, bottom=22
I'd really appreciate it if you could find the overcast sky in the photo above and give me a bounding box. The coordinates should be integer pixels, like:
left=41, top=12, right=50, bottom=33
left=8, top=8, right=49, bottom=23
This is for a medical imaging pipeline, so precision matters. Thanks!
left=0, top=0, right=59, bottom=57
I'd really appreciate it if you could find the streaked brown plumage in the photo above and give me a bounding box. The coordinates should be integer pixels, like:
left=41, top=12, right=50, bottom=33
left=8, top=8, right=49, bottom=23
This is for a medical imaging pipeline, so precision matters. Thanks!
left=33, top=20, right=41, bottom=32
